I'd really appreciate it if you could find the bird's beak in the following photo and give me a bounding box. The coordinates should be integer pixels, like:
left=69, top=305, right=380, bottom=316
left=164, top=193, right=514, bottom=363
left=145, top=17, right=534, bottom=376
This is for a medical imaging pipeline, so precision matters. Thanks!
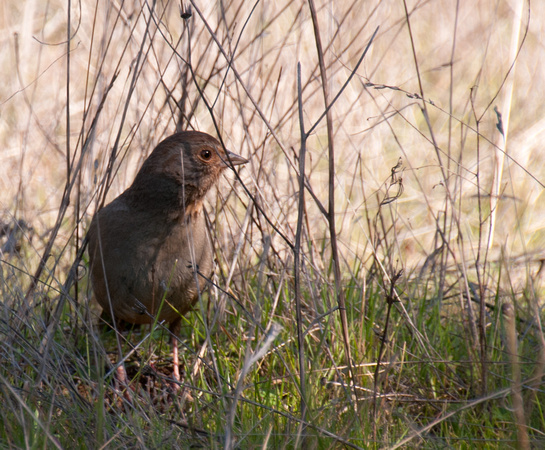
left=224, top=150, right=249, bottom=167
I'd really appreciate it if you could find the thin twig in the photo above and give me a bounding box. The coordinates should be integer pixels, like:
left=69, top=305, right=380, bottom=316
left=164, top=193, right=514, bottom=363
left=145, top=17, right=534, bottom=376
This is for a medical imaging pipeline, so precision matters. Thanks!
left=307, top=0, right=356, bottom=396
left=294, top=61, right=308, bottom=440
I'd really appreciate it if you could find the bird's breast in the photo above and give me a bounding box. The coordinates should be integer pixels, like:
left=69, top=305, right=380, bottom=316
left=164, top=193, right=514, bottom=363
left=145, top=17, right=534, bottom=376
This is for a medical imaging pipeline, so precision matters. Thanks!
left=90, top=206, right=213, bottom=324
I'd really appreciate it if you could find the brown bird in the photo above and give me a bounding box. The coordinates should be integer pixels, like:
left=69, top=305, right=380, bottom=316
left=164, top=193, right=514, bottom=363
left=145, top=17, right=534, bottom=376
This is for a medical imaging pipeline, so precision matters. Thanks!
left=88, top=130, right=248, bottom=388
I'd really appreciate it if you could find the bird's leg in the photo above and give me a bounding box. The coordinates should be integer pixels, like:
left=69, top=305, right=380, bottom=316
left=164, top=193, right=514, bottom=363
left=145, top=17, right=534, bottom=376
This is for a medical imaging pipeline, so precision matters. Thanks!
left=116, top=364, right=130, bottom=387
left=170, top=317, right=182, bottom=390
left=110, top=318, right=134, bottom=398
left=114, top=365, right=137, bottom=405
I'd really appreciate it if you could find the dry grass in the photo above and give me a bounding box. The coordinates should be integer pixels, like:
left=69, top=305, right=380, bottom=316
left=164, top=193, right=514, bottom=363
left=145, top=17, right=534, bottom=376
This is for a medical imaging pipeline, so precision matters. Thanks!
left=1, top=0, right=544, bottom=447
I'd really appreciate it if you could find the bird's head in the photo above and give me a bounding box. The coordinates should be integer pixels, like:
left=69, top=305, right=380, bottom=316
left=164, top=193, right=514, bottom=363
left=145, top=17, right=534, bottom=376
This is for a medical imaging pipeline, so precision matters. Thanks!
left=128, top=131, right=248, bottom=216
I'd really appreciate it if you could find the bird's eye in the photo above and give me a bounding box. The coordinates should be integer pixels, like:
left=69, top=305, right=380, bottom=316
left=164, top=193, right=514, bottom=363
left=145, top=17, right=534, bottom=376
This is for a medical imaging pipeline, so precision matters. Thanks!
left=200, top=149, right=212, bottom=161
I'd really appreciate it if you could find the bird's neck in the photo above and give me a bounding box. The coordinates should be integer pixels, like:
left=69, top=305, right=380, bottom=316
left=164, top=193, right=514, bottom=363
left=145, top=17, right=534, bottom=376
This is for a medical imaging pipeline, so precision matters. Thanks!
left=126, top=173, right=204, bottom=220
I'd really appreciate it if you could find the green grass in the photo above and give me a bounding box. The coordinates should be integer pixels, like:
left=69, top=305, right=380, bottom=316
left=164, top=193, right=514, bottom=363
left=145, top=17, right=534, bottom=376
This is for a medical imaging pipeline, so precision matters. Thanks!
left=0, top=258, right=544, bottom=447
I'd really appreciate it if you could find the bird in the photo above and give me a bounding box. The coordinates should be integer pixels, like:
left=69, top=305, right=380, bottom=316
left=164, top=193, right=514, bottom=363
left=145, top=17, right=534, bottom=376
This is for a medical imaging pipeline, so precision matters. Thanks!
left=87, top=130, right=248, bottom=389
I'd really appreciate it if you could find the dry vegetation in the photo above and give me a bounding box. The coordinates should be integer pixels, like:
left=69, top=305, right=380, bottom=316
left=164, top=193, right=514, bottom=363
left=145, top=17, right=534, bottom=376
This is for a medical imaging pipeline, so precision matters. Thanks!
left=1, top=0, right=544, bottom=448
